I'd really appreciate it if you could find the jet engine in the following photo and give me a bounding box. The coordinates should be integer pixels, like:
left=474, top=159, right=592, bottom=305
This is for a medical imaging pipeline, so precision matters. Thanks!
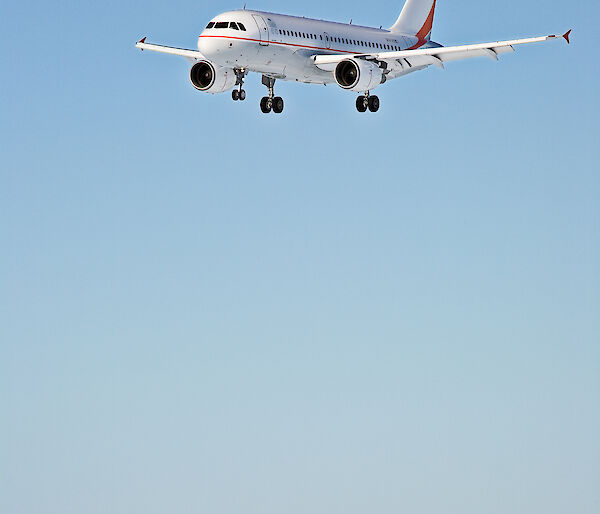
left=190, top=61, right=236, bottom=94
left=334, top=59, right=385, bottom=92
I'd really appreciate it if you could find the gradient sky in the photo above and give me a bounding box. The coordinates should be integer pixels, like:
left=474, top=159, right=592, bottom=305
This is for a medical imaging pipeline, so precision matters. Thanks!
left=1, top=1, right=599, bottom=513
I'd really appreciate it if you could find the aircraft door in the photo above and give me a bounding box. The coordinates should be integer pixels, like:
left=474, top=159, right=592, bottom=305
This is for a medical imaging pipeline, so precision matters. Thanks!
left=324, top=32, right=332, bottom=49
left=252, top=15, right=270, bottom=46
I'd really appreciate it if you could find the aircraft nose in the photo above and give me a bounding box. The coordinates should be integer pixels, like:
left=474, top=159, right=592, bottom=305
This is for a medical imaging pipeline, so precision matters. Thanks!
left=198, top=34, right=219, bottom=58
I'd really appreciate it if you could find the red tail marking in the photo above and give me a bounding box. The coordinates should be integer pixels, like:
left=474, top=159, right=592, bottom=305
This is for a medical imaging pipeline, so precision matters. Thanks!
left=415, top=0, right=437, bottom=41
left=563, top=30, right=572, bottom=44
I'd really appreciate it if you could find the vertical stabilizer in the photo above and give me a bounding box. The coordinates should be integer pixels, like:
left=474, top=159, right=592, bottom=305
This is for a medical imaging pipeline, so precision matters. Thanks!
left=390, top=0, right=437, bottom=39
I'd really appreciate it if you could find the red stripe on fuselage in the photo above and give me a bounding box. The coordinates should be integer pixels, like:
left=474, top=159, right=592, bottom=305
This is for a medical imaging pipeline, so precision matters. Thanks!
left=199, top=34, right=389, bottom=55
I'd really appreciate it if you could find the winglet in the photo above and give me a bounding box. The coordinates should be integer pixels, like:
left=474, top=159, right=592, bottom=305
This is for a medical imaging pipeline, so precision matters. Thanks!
left=563, top=30, right=572, bottom=44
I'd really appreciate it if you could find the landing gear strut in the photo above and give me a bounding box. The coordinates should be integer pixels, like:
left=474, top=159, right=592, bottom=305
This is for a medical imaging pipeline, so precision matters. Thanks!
left=232, top=68, right=247, bottom=101
left=356, top=92, right=380, bottom=113
left=260, top=75, right=284, bottom=114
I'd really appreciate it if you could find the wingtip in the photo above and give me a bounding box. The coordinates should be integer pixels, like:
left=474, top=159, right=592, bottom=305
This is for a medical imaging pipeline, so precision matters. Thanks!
left=563, top=29, right=572, bottom=44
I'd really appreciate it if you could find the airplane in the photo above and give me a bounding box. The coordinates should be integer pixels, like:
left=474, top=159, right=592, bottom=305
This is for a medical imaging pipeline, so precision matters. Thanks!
left=135, top=0, right=571, bottom=114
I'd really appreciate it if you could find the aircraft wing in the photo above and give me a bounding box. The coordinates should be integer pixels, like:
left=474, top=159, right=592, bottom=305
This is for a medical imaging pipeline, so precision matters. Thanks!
left=312, top=31, right=571, bottom=70
left=135, top=38, right=204, bottom=62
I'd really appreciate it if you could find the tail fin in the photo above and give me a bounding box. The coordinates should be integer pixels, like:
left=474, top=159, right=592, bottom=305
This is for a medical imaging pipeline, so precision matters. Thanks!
left=390, top=0, right=437, bottom=39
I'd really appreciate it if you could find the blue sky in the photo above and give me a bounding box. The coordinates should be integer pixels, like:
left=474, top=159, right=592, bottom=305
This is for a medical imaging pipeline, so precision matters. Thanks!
left=1, top=1, right=599, bottom=513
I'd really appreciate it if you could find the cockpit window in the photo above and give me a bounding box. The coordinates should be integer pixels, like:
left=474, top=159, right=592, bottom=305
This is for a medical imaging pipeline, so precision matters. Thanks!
left=209, top=21, right=246, bottom=30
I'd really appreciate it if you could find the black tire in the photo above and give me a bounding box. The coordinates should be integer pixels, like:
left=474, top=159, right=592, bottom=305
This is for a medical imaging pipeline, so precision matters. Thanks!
left=272, top=96, right=284, bottom=114
left=260, top=97, right=272, bottom=113
left=356, top=96, right=368, bottom=112
left=239, top=89, right=246, bottom=101
left=368, top=95, right=380, bottom=112
left=232, top=89, right=239, bottom=101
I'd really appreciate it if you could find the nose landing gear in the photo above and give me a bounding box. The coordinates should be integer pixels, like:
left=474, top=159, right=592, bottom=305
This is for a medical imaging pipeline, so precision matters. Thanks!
left=356, top=92, right=380, bottom=113
left=260, top=75, right=284, bottom=114
left=232, top=68, right=247, bottom=101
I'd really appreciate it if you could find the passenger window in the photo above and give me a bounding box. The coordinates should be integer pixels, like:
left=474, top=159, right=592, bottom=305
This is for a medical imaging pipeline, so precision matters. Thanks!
left=206, top=22, right=215, bottom=29
left=238, top=23, right=246, bottom=31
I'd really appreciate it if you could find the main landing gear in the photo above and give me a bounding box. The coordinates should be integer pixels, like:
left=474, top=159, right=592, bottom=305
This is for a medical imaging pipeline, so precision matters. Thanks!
left=356, top=92, right=380, bottom=113
left=260, top=75, right=284, bottom=114
left=232, top=68, right=247, bottom=102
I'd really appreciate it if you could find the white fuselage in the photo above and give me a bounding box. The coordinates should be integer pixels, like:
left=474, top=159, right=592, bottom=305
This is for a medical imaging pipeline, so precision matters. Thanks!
left=198, top=10, right=435, bottom=84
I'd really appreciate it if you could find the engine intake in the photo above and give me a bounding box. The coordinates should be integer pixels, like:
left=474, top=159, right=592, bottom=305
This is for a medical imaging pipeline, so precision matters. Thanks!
left=190, top=61, right=236, bottom=94
left=334, top=59, right=384, bottom=92
left=190, top=61, right=215, bottom=91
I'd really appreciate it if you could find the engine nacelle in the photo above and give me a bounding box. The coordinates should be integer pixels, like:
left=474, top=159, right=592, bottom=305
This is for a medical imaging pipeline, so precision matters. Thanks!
left=334, top=59, right=384, bottom=92
left=190, top=61, right=236, bottom=94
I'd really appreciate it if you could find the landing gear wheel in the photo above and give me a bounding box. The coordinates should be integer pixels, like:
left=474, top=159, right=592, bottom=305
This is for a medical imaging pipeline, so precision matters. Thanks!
left=368, top=95, right=380, bottom=113
left=272, top=96, right=284, bottom=114
left=260, top=97, right=272, bottom=114
left=239, top=89, right=246, bottom=101
left=232, top=89, right=240, bottom=101
left=356, top=96, right=368, bottom=112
